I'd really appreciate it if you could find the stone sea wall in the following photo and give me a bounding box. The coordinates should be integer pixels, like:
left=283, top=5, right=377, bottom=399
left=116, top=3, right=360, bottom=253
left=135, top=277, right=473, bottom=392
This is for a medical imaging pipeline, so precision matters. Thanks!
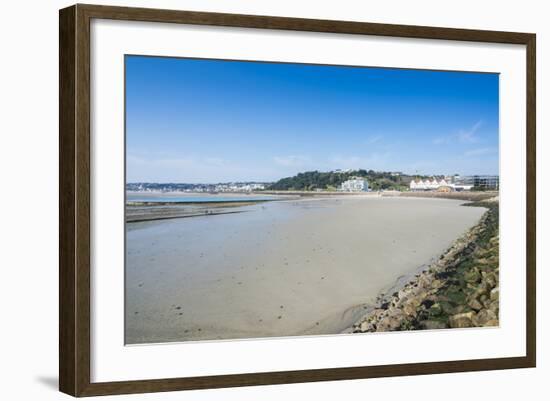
left=384, top=190, right=499, bottom=202
left=351, top=200, right=499, bottom=333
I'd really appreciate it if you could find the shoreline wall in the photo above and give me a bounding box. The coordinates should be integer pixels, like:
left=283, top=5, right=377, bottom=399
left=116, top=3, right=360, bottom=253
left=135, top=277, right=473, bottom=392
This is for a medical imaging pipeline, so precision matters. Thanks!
left=349, top=200, right=499, bottom=333
left=384, top=191, right=498, bottom=202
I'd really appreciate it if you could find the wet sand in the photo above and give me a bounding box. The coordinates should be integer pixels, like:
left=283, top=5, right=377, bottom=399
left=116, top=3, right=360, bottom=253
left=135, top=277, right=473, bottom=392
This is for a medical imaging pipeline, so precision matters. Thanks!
left=125, top=196, right=486, bottom=344
left=126, top=202, right=256, bottom=222
left=125, top=192, right=298, bottom=222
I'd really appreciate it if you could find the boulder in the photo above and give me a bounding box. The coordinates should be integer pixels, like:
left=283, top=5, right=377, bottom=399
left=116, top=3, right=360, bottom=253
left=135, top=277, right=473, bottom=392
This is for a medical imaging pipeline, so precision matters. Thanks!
left=439, top=301, right=455, bottom=315
left=490, top=287, right=499, bottom=301
left=429, top=303, right=443, bottom=316
left=431, top=279, right=442, bottom=289
left=360, top=321, right=374, bottom=332
left=484, top=273, right=498, bottom=288
left=418, top=275, right=432, bottom=289
left=386, top=308, right=405, bottom=321
left=403, top=303, right=417, bottom=317
left=473, top=309, right=497, bottom=326
left=376, top=317, right=401, bottom=332
left=398, top=289, right=410, bottom=302
left=420, top=299, right=435, bottom=309
left=471, top=285, right=489, bottom=299
left=482, top=298, right=492, bottom=309
left=449, top=312, right=475, bottom=328
left=468, top=298, right=484, bottom=311
left=419, top=320, right=447, bottom=330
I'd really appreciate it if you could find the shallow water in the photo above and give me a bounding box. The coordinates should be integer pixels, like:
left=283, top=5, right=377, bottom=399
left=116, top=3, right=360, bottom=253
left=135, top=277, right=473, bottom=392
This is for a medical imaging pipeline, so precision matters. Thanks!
left=125, top=196, right=486, bottom=344
left=126, top=192, right=283, bottom=203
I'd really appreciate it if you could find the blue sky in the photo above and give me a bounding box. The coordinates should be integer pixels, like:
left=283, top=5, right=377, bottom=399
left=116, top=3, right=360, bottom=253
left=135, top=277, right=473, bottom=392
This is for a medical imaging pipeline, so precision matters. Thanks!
left=126, top=55, right=499, bottom=183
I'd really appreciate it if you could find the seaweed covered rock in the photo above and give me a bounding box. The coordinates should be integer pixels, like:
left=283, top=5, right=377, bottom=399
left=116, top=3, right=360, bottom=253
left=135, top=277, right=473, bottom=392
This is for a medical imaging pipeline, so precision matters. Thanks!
left=351, top=201, right=499, bottom=334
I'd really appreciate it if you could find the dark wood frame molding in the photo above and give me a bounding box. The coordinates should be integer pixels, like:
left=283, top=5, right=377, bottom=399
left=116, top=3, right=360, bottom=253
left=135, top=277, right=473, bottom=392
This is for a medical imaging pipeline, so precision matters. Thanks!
left=59, top=3, right=536, bottom=397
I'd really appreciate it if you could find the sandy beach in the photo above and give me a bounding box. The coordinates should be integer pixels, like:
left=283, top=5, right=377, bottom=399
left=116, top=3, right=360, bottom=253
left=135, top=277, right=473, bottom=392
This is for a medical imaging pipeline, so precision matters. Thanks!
left=125, top=196, right=486, bottom=344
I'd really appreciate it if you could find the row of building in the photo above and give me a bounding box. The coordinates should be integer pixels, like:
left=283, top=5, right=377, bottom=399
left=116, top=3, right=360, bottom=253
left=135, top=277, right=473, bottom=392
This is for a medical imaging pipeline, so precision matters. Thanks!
left=410, top=179, right=471, bottom=192
left=338, top=175, right=499, bottom=193
left=126, top=182, right=267, bottom=193
left=212, top=183, right=266, bottom=192
left=410, top=175, right=499, bottom=192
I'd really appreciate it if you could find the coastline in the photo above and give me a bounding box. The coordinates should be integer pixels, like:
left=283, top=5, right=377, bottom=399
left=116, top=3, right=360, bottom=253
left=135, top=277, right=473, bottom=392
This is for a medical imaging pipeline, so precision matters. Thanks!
left=125, top=192, right=302, bottom=222
left=125, top=190, right=497, bottom=223
left=125, top=195, right=487, bottom=343
left=125, top=192, right=378, bottom=223
left=347, top=196, right=499, bottom=333
left=385, top=190, right=498, bottom=202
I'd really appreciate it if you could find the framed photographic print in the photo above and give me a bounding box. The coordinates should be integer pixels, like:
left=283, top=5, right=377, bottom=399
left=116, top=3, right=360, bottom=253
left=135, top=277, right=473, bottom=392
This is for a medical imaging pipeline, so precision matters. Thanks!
left=59, top=4, right=536, bottom=397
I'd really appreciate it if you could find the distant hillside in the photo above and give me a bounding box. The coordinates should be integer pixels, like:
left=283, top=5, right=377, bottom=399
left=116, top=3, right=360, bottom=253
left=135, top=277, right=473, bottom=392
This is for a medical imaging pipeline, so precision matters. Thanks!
left=268, top=170, right=431, bottom=191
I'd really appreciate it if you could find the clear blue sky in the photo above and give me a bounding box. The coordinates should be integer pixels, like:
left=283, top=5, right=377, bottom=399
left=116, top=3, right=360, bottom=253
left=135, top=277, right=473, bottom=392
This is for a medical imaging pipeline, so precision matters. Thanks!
left=126, top=55, right=499, bottom=183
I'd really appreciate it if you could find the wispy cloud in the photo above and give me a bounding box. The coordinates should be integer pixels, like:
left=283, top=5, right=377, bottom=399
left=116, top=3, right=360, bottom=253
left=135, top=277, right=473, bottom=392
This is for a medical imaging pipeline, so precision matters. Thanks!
left=365, top=135, right=383, bottom=145
left=433, top=121, right=483, bottom=145
left=457, top=120, right=483, bottom=143
left=127, top=153, right=282, bottom=182
left=463, top=147, right=498, bottom=157
left=273, top=155, right=311, bottom=167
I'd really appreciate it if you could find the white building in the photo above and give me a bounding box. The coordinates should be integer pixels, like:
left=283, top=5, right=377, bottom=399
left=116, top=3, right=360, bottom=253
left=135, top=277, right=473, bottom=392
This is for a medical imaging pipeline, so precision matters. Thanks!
left=410, top=178, right=445, bottom=191
left=409, top=178, right=472, bottom=192
left=340, top=177, right=369, bottom=192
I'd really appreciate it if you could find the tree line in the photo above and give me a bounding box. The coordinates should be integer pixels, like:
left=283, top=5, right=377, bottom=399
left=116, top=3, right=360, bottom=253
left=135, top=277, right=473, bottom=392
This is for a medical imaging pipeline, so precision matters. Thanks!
left=267, top=169, right=427, bottom=191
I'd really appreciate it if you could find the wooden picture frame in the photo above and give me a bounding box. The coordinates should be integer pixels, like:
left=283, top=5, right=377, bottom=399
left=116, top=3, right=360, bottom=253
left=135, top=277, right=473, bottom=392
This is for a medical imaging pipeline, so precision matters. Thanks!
left=59, top=3, right=536, bottom=397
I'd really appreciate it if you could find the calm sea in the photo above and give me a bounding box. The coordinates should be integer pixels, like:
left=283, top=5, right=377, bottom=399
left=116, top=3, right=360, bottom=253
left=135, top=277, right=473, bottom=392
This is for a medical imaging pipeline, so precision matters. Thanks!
left=126, top=193, right=281, bottom=203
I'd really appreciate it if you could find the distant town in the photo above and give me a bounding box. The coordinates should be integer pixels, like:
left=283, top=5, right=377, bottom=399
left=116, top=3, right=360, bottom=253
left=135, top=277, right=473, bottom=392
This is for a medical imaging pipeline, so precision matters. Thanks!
left=126, top=181, right=268, bottom=193
left=127, top=169, right=499, bottom=194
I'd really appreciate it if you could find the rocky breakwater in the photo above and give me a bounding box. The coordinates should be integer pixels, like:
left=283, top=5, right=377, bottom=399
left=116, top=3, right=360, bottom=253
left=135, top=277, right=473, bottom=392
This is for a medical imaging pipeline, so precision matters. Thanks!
left=351, top=200, right=499, bottom=333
